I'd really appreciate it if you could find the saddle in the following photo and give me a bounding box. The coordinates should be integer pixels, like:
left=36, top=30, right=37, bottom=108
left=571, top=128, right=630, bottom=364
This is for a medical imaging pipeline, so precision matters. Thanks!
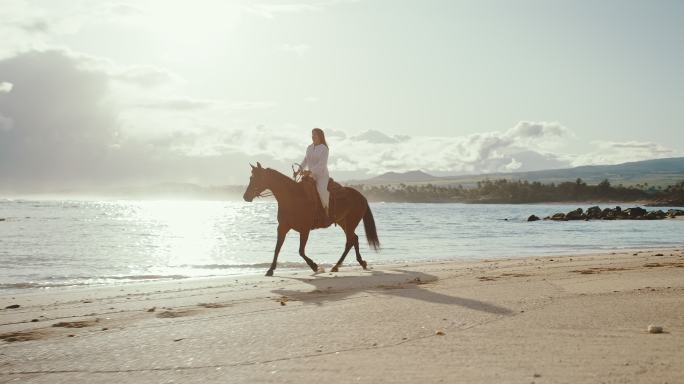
left=300, top=176, right=346, bottom=229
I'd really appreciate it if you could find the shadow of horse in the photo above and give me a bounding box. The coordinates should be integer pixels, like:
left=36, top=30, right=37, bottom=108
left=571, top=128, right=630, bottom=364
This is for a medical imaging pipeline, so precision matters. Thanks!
left=272, top=269, right=512, bottom=315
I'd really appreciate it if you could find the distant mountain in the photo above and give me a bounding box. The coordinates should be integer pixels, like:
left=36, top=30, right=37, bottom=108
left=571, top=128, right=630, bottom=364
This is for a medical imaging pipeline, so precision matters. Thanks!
left=366, top=170, right=437, bottom=183
left=353, top=157, right=684, bottom=187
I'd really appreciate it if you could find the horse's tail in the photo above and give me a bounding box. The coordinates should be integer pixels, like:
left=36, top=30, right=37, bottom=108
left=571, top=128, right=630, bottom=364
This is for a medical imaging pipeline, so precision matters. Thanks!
left=363, top=202, right=380, bottom=251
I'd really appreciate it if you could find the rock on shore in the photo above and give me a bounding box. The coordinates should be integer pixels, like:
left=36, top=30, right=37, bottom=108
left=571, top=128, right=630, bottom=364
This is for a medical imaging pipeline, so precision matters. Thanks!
left=538, top=206, right=684, bottom=221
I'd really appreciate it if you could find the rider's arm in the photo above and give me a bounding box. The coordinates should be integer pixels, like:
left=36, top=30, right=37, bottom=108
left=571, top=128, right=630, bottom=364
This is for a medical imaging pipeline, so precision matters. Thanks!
left=300, top=145, right=310, bottom=173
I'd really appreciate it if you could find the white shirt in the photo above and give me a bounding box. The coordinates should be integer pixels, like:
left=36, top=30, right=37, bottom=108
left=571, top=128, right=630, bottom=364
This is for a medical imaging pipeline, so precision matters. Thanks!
left=301, top=144, right=329, bottom=181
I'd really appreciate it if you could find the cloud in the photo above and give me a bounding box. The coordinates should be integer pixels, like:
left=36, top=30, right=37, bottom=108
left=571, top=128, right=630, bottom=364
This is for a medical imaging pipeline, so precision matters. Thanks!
left=110, top=65, right=181, bottom=87
left=307, top=122, right=574, bottom=176
left=0, top=50, right=286, bottom=191
left=227, top=101, right=277, bottom=110
left=0, top=1, right=48, bottom=58
left=0, top=82, right=13, bottom=93
left=0, top=50, right=118, bottom=186
left=350, top=129, right=407, bottom=144
left=106, top=3, right=145, bottom=17
left=571, top=140, right=676, bottom=166
left=203, top=123, right=575, bottom=178
left=18, top=19, right=50, bottom=34
left=132, top=97, right=216, bottom=111
left=603, top=141, right=672, bottom=151
left=244, top=0, right=361, bottom=18
left=505, top=121, right=569, bottom=139
left=504, top=158, right=522, bottom=171
left=325, top=128, right=346, bottom=139
left=244, top=3, right=322, bottom=18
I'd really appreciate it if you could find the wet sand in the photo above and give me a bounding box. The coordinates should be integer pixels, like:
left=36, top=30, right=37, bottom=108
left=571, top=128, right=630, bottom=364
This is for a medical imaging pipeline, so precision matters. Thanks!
left=1, top=248, right=684, bottom=383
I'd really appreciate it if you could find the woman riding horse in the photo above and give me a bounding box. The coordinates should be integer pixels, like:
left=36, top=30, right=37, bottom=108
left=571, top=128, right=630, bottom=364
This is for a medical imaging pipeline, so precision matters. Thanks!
left=242, top=129, right=380, bottom=276
left=298, top=128, right=330, bottom=217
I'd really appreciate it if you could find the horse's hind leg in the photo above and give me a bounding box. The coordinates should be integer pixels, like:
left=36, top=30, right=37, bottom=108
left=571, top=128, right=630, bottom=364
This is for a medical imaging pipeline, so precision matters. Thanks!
left=353, top=234, right=367, bottom=270
left=298, top=229, right=323, bottom=273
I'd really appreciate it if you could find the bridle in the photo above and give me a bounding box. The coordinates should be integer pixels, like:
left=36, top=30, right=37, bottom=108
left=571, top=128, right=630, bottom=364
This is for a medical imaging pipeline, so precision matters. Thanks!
left=291, top=162, right=303, bottom=182
left=247, top=170, right=273, bottom=199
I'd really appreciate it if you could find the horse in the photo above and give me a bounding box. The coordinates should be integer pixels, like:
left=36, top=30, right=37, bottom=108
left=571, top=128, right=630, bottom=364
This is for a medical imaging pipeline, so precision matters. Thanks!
left=242, top=162, right=380, bottom=276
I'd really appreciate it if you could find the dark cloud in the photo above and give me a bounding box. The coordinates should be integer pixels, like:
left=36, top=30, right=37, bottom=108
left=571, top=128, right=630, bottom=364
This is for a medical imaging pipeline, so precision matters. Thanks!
left=506, top=121, right=568, bottom=139
left=18, top=19, right=50, bottom=34
left=0, top=50, right=119, bottom=189
left=607, top=141, right=672, bottom=153
left=0, top=50, right=260, bottom=192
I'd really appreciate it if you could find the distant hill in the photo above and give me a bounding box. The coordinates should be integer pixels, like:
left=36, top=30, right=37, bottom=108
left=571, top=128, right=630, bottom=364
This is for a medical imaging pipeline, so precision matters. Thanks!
left=366, top=170, right=437, bottom=183
left=353, top=157, right=684, bottom=187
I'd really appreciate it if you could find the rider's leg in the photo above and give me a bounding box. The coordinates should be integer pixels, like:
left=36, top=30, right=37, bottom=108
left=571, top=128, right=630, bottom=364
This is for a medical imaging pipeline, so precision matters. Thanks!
left=316, top=177, right=330, bottom=211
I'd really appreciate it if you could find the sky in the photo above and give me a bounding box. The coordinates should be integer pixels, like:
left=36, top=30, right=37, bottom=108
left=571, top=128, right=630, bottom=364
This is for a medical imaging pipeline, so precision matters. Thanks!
left=1, top=0, right=683, bottom=191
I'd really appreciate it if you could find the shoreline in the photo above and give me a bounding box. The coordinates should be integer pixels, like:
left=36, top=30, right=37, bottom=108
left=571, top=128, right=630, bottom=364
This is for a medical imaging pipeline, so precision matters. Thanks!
left=2, top=247, right=684, bottom=383
left=3, top=244, right=684, bottom=295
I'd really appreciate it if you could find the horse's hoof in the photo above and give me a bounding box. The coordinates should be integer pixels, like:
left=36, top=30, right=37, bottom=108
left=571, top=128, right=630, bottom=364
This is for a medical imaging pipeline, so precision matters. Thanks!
left=265, top=270, right=274, bottom=277
left=331, top=266, right=339, bottom=273
left=315, top=266, right=326, bottom=274
left=360, top=261, right=368, bottom=270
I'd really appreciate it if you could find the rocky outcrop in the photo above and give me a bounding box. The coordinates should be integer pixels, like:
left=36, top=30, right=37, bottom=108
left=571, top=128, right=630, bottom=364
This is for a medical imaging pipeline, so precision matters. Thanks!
left=586, top=206, right=602, bottom=219
left=538, top=206, right=680, bottom=221
left=624, top=207, right=647, bottom=218
left=548, top=213, right=567, bottom=221
left=666, top=209, right=684, bottom=218
left=565, top=208, right=585, bottom=220
left=527, top=215, right=540, bottom=222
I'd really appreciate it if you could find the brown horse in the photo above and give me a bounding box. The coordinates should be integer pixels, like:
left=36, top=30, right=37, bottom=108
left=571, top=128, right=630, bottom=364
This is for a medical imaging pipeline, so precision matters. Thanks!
left=243, top=162, right=380, bottom=276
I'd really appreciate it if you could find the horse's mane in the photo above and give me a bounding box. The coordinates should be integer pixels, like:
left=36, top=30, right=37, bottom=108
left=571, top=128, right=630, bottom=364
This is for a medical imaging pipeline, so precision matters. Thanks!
left=265, top=168, right=299, bottom=193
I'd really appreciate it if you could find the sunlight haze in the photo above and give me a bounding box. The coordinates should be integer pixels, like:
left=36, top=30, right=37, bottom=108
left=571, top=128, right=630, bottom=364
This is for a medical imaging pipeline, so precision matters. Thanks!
left=1, top=0, right=683, bottom=191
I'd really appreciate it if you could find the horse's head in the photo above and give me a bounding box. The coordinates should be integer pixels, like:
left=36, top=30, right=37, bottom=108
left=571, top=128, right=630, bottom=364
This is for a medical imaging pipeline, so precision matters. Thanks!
left=243, top=162, right=267, bottom=202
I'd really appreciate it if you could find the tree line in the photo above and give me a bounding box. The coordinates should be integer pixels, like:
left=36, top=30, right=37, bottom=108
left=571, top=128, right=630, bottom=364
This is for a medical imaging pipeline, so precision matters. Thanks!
left=349, top=179, right=684, bottom=205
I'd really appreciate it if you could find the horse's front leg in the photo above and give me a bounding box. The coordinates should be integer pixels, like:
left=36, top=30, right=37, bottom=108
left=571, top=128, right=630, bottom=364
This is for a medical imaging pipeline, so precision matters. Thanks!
left=266, top=225, right=289, bottom=276
left=299, top=229, right=324, bottom=273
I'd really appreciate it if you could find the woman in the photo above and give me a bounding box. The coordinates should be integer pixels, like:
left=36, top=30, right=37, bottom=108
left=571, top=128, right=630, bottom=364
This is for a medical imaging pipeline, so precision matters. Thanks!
left=299, top=128, right=330, bottom=214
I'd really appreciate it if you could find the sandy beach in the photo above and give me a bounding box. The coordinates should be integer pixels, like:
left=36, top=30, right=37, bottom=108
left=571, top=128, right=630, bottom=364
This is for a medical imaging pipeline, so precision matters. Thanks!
left=1, top=249, right=683, bottom=383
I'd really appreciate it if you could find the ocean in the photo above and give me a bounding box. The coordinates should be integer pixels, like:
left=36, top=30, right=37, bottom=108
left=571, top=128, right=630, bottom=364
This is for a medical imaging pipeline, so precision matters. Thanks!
left=1, top=199, right=682, bottom=291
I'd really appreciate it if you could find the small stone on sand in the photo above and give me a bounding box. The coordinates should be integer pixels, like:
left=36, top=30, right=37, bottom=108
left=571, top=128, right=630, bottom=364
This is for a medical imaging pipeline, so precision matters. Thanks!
left=647, top=324, right=663, bottom=334
left=435, top=330, right=445, bottom=336
left=5, top=304, right=20, bottom=309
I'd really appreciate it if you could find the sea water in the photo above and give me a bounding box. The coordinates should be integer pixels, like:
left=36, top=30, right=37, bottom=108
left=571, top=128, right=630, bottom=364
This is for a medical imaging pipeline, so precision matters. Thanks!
left=1, top=199, right=682, bottom=291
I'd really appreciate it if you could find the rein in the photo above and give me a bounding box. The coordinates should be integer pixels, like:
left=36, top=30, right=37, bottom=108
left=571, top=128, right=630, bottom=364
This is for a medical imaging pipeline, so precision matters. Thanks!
left=291, top=162, right=303, bottom=182
left=256, top=191, right=273, bottom=198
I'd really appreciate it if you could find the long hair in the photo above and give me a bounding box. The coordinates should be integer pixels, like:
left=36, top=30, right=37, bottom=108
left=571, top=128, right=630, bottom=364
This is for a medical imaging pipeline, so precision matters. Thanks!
left=312, top=128, right=328, bottom=147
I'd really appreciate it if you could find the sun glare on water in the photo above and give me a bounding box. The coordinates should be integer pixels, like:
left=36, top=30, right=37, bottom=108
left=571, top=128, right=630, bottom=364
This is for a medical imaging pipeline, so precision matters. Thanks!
left=129, top=200, right=239, bottom=274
